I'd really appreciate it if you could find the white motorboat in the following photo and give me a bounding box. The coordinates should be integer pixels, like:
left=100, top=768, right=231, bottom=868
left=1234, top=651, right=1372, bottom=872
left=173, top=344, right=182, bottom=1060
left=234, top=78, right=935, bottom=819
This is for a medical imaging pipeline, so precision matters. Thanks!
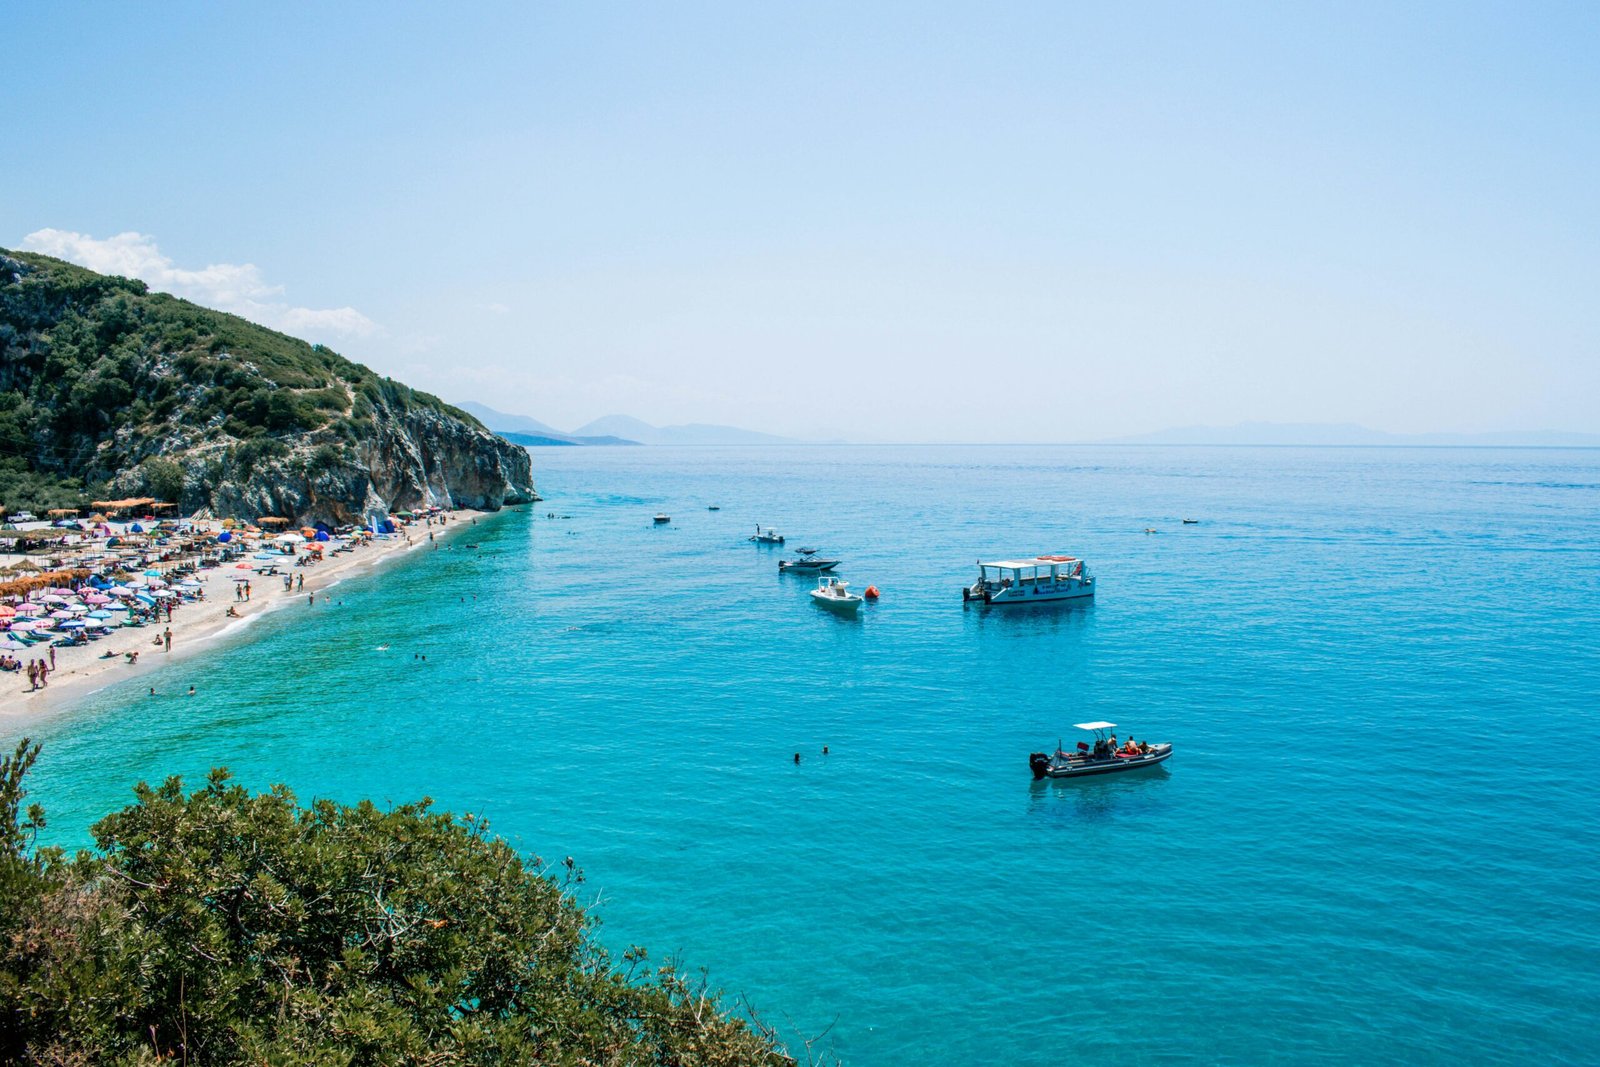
left=810, top=575, right=863, bottom=613
left=1030, top=722, right=1172, bottom=779
left=749, top=525, right=785, bottom=544
left=653, top=514, right=671, bottom=524
left=963, top=555, right=1094, bottom=605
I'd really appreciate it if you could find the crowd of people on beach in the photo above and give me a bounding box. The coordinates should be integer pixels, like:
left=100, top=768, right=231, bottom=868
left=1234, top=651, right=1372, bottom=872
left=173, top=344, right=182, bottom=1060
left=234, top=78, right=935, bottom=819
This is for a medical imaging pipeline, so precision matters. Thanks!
left=3, top=506, right=460, bottom=698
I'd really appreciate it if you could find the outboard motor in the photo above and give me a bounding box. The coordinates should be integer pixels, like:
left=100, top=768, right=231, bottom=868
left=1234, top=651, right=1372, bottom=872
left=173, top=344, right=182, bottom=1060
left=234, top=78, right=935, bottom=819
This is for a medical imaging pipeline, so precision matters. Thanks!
left=1029, top=752, right=1051, bottom=780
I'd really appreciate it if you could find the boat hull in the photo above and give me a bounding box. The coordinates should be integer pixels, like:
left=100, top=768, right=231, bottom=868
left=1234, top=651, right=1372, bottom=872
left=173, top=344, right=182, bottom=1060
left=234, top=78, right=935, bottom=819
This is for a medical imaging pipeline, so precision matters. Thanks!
left=810, top=592, right=862, bottom=613
left=967, top=582, right=1094, bottom=604
left=1029, top=744, right=1171, bottom=779
left=780, top=560, right=841, bottom=573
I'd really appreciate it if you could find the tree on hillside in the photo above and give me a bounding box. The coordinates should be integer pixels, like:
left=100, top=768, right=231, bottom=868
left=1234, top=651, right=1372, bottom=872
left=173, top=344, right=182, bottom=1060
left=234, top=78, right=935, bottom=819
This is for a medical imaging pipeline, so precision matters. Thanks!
left=0, top=740, right=796, bottom=1065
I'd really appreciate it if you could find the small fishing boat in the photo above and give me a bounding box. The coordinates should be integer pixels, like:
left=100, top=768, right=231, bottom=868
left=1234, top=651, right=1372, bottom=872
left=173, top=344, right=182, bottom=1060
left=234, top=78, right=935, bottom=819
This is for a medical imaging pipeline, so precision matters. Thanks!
left=708, top=505, right=721, bottom=511
left=749, top=525, right=785, bottom=544
left=779, top=550, right=841, bottom=573
left=1182, top=518, right=1199, bottom=525
left=1030, top=722, right=1172, bottom=779
left=810, top=575, right=863, bottom=613
left=653, top=514, right=671, bottom=524
left=964, top=555, right=1093, bottom=605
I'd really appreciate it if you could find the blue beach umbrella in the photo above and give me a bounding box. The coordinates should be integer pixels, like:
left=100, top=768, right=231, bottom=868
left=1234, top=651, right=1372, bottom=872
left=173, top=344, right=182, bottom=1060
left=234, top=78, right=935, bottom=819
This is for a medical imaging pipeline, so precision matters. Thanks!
left=217, top=531, right=233, bottom=543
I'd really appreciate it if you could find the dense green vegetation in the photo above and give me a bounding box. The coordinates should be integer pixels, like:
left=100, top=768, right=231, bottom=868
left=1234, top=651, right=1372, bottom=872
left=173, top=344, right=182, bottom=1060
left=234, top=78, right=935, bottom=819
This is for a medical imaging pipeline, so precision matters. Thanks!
left=0, top=740, right=792, bottom=1065
left=0, top=248, right=483, bottom=514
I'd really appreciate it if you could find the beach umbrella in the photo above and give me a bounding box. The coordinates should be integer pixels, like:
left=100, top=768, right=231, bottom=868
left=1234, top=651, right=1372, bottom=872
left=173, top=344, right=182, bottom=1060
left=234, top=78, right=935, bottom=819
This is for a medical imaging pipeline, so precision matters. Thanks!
left=217, top=531, right=233, bottom=543
left=314, top=530, right=331, bottom=542
left=0, top=638, right=27, bottom=651
left=108, top=585, right=132, bottom=595
left=41, top=594, right=67, bottom=604
left=153, top=589, right=176, bottom=599
left=85, top=592, right=111, bottom=604
left=9, top=620, right=39, bottom=631
left=0, top=605, right=13, bottom=618
left=143, top=569, right=161, bottom=578
left=14, top=604, right=43, bottom=616
left=87, top=609, right=114, bottom=619
left=49, top=610, right=75, bottom=620
left=58, top=619, right=85, bottom=629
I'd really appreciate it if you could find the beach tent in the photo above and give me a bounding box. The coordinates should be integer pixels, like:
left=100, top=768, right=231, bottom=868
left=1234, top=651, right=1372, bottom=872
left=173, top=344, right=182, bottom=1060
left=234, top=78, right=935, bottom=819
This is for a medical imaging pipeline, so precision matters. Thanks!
left=314, top=530, right=331, bottom=542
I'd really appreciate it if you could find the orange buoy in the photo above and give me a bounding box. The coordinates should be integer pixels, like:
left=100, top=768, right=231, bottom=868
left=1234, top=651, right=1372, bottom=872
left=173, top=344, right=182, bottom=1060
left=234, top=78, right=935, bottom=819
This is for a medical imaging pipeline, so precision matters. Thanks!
left=864, top=585, right=880, bottom=599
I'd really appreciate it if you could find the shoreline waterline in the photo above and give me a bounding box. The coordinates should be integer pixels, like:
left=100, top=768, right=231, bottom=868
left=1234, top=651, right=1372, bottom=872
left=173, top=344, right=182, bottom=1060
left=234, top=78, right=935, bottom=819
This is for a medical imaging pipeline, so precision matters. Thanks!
left=0, top=508, right=497, bottom=726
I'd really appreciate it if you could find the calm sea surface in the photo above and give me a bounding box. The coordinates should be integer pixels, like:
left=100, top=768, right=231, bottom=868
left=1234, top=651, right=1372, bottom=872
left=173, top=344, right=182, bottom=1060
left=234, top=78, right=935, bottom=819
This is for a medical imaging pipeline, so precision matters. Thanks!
left=9, top=445, right=1600, bottom=1064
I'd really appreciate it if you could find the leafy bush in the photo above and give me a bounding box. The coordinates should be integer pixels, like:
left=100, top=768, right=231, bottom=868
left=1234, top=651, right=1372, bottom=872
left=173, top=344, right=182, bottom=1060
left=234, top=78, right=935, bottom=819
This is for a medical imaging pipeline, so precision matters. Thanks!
left=0, top=741, right=793, bottom=1065
left=137, top=455, right=186, bottom=502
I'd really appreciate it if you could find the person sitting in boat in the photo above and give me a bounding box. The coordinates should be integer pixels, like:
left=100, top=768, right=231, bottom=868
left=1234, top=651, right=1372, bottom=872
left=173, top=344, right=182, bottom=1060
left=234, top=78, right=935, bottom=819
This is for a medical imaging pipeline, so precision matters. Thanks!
left=1121, top=738, right=1140, bottom=756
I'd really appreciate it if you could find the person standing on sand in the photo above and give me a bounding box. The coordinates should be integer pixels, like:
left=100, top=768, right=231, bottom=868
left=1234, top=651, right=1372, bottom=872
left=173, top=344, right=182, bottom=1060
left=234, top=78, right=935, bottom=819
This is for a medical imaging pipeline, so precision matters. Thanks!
left=163, top=628, right=172, bottom=653
left=48, top=646, right=55, bottom=670
left=297, top=573, right=304, bottom=591
left=27, top=661, right=36, bottom=690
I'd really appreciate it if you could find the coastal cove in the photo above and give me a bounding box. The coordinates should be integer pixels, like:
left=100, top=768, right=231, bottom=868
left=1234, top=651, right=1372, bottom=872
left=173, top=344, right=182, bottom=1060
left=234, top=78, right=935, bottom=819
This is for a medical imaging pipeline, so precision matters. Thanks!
left=8, top=444, right=1600, bottom=1065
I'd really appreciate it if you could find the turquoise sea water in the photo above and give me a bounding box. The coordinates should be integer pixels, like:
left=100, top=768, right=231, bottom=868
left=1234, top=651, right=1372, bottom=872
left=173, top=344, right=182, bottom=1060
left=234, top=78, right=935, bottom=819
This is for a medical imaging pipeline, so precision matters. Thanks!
left=9, top=445, right=1600, bottom=1064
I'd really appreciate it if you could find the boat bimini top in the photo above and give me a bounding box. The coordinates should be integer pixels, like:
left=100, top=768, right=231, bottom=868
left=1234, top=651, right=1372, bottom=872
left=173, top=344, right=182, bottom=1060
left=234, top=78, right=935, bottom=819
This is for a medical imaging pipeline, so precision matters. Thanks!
left=1073, top=721, right=1116, bottom=731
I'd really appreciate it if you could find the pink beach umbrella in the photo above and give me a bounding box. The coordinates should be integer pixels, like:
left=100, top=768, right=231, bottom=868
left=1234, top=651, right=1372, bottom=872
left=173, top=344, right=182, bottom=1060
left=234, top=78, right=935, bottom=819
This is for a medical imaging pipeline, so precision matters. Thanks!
left=14, top=603, right=43, bottom=616
left=0, top=605, right=14, bottom=618
left=85, top=593, right=111, bottom=604
left=49, top=610, right=75, bottom=620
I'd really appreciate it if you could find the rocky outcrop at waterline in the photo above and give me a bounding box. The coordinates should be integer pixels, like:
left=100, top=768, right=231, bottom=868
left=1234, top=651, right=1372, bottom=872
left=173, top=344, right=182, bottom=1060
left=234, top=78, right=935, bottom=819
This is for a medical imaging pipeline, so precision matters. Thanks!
left=0, top=248, right=535, bottom=522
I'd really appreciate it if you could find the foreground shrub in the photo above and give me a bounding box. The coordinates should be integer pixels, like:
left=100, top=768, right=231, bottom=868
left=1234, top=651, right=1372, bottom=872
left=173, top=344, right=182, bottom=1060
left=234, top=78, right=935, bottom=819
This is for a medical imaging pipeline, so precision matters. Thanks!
left=0, top=740, right=791, bottom=1065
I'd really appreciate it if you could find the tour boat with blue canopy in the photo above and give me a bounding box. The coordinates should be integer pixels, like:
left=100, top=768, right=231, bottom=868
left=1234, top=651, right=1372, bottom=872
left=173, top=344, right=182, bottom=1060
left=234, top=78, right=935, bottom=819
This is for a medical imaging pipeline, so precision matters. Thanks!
left=964, top=554, right=1094, bottom=604
left=1029, top=722, right=1172, bottom=779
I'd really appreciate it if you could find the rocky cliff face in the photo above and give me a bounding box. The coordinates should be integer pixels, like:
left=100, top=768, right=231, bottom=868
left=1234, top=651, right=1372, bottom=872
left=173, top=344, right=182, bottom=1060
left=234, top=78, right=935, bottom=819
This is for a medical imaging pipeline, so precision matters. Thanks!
left=0, top=248, right=537, bottom=523
left=107, top=403, right=537, bottom=526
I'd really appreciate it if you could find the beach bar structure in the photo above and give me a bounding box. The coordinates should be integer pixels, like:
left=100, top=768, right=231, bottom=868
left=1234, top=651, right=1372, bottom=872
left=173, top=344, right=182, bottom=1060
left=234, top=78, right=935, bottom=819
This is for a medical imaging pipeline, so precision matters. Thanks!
left=89, top=498, right=179, bottom=519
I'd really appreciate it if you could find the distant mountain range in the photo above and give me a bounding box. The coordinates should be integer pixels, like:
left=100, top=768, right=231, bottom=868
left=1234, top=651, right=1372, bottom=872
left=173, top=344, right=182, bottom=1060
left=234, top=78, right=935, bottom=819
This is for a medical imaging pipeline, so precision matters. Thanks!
left=458, top=402, right=798, bottom=446
left=1108, top=422, right=1600, bottom=448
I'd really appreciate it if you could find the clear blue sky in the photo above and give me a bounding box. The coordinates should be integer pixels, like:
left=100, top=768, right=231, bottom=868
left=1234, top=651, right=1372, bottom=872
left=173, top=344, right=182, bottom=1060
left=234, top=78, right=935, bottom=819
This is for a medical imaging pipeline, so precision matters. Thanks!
left=6, top=2, right=1597, bottom=441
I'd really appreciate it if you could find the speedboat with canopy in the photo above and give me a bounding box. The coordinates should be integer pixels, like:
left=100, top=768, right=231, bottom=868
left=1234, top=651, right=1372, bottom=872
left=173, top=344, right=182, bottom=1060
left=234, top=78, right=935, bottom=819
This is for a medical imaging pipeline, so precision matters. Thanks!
left=779, top=549, right=841, bottom=573
left=1029, top=722, right=1172, bottom=779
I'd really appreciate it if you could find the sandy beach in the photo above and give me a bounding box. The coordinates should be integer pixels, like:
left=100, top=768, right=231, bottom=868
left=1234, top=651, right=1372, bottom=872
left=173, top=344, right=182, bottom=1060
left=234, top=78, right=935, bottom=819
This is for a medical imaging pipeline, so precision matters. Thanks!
left=0, top=510, right=488, bottom=723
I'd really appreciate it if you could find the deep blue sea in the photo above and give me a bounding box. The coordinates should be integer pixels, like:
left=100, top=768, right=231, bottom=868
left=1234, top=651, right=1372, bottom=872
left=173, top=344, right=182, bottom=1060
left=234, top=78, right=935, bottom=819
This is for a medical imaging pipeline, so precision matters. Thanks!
left=9, top=445, right=1600, bottom=1064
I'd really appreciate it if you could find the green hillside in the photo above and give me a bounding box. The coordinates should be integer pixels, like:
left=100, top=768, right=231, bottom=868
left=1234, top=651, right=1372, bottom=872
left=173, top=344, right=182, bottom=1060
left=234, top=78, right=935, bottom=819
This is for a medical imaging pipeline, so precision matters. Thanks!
left=0, top=249, right=532, bottom=520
